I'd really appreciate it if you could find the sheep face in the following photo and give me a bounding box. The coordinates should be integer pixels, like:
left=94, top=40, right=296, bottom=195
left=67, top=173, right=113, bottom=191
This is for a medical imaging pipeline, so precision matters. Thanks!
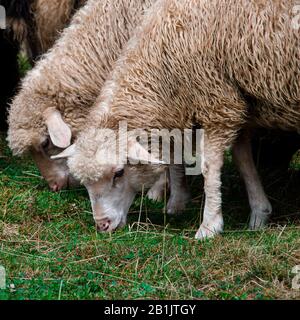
left=86, top=164, right=165, bottom=232
left=85, top=168, right=136, bottom=232
left=31, top=107, right=78, bottom=191
left=31, top=140, right=78, bottom=191
left=8, top=105, right=79, bottom=191
left=53, top=137, right=165, bottom=232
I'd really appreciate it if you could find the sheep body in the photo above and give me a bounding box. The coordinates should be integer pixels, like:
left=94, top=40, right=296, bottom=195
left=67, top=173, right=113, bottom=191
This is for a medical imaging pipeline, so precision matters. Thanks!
left=0, top=0, right=34, bottom=43
left=0, top=0, right=34, bottom=130
left=0, top=0, right=85, bottom=61
left=66, top=0, right=299, bottom=238
left=0, top=0, right=85, bottom=130
left=8, top=0, right=170, bottom=197
left=33, top=0, right=87, bottom=58
left=8, top=0, right=155, bottom=155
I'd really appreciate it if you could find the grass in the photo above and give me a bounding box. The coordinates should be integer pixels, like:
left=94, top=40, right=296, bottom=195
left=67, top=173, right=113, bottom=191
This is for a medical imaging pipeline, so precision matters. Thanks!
left=1, top=57, right=300, bottom=299
left=0, top=134, right=300, bottom=300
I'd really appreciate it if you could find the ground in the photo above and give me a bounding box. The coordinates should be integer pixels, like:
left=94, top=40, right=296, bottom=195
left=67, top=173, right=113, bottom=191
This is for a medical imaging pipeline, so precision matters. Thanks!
left=0, top=55, right=299, bottom=300
left=0, top=134, right=299, bottom=300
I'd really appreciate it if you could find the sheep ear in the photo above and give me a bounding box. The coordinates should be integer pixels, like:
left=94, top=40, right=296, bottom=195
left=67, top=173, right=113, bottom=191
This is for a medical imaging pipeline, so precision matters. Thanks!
left=43, top=108, right=72, bottom=148
left=127, top=139, right=164, bottom=164
left=51, top=144, right=76, bottom=160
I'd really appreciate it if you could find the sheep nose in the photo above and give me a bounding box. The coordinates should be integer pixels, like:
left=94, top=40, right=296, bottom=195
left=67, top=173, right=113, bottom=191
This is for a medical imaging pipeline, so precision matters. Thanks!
left=49, top=178, right=69, bottom=192
left=50, top=182, right=59, bottom=192
left=96, top=219, right=111, bottom=232
left=50, top=181, right=66, bottom=192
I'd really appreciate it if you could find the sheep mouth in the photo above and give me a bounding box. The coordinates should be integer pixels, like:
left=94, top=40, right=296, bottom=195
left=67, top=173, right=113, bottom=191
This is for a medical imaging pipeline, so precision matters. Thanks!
left=95, top=218, right=125, bottom=233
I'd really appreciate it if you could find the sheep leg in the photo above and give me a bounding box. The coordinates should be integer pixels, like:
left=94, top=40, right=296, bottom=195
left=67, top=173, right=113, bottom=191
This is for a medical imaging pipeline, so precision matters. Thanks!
left=167, top=165, right=190, bottom=215
left=147, top=170, right=168, bottom=202
left=232, top=130, right=272, bottom=230
left=147, top=165, right=190, bottom=214
left=195, top=135, right=225, bottom=240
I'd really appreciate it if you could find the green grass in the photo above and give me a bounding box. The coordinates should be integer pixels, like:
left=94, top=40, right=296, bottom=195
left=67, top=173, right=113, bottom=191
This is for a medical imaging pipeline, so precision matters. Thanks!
left=18, top=53, right=32, bottom=78
left=0, top=134, right=299, bottom=300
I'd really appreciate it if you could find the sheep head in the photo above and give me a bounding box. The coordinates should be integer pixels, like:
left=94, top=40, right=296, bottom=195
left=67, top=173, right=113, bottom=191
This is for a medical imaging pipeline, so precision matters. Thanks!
left=53, top=129, right=166, bottom=232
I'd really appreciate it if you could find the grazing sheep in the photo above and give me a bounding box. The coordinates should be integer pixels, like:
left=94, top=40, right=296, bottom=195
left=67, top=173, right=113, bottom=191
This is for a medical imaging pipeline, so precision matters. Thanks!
left=0, top=0, right=34, bottom=130
left=0, top=0, right=86, bottom=62
left=0, top=0, right=85, bottom=130
left=54, top=0, right=298, bottom=238
left=10, top=0, right=87, bottom=61
left=32, top=0, right=87, bottom=60
left=0, top=0, right=34, bottom=43
left=8, top=0, right=182, bottom=204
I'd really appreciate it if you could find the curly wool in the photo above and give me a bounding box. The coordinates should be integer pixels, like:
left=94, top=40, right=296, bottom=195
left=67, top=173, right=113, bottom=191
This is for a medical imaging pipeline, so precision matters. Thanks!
left=33, top=0, right=87, bottom=55
left=1, top=0, right=84, bottom=58
left=70, top=0, right=300, bottom=183
left=0, top=0, right=34, bottom=42
left=7, top=0, right=156, bottom=155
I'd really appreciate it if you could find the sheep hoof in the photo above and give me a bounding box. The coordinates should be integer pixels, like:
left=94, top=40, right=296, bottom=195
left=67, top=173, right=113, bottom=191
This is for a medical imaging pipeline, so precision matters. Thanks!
left=249, top=204, right=272, bottom=230
left=195, top=221, right=223, bottom=240
left=195, top=227, right=220, bottom=240
left=249, top=213, right=270, bottom=230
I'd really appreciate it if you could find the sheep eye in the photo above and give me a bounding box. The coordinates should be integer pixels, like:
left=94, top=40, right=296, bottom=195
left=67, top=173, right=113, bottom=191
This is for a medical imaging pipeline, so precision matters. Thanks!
left=114, top=169, right=124, bottom=179
left=42, top=138, right=50, bottom=149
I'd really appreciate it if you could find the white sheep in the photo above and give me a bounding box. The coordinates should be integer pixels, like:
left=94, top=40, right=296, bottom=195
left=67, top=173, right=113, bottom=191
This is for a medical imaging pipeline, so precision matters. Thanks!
left=53, top=0, right=296, bottom=238
left=8, top=0, right=193, bottom=213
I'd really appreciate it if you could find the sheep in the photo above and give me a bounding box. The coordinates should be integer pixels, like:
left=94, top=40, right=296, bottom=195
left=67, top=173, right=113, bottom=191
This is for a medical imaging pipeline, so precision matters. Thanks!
left=0, top=0, right=86, bottom=62
left=0, top=0, right=86, bottom=130
left=4, top=3, right=296, bottom=198
left=7, top=0, right=189, bottom=210
left=11, top=0, right=87, bottom=61
left=7, top=0, right=152, bottom=186
left=0, top=0, right=34, bottom=43
left=0, top=0, right=34, bottom=130
left=32, top=0, right=87, bottom=60
left=53, top=0, right=298, bottom=238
